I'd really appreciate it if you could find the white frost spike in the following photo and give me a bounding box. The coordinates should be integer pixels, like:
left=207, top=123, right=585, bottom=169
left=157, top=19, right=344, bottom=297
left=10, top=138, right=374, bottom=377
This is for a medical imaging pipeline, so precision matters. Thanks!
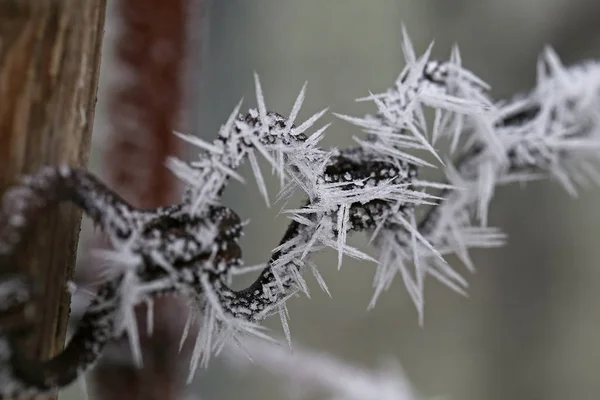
left=145, top=298, right=154, bottom=336
left=401, top=24, right=417, bottom=65
left=541, top=46, right=570, bottom=89
left=308, top=260, right=331, bottom=297
left=321, top=236, right=378, bottom=264
left=354, top=137, right=436, bottom=168
left=285, top=81, right=307, bottom=133
left=279, top=303, right=293, bottom=349
left=212, top=159, right=246, bottom=183
left=291, top=107, right=329, bottom=137
left=336, top=204, right=350, bottom=269
left=173, top=130, right=223, bottom=155
left=302, top=122, right=330, bottom=149
left=408, top=211, right=425, bottom=326
left=448, top=222, right=475, bottom=273
left=78, top=376, right=89, bottom=400
left=120, top=271, right=144, bottom=368
left=394, top=213, right=444, bottom=263
left=427, top=259, right=469, bottom=297
left=220, top=98, right=244, bottom=140
left=371, top=93, right=444, bottom=165
left=157, top=37, right=600, bottom=359
left=248, top=151, right=270, bottom=207
left=225, top=337, right=420, bottom=400
left=476, top=160, right=496, bottom=226
left=230, top=262, right=268, bottom=276
left=179, top=308, right=195, bottom=353
left=253, top=73, right=269, bottom=135
left=187, top=304, right=215, bottom=382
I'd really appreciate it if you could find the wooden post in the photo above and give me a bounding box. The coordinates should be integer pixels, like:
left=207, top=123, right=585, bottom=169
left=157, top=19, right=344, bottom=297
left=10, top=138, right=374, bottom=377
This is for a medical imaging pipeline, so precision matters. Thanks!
left=0, top=0, right=107, bottom=394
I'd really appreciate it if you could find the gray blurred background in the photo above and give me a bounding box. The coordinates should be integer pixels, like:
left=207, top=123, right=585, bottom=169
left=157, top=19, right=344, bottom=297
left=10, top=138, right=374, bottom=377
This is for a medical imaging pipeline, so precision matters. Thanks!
left=67, top=0, right=600, bottom=399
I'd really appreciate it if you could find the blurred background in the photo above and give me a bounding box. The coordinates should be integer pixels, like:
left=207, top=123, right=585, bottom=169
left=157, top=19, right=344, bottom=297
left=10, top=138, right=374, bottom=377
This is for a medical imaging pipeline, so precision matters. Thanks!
left=66, top=0, right=600, bottom=399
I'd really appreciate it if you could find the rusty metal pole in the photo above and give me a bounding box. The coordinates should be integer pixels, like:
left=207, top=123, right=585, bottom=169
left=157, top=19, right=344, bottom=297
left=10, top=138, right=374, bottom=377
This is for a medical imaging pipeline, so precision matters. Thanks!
left=89, top=0, right=202, bottom=399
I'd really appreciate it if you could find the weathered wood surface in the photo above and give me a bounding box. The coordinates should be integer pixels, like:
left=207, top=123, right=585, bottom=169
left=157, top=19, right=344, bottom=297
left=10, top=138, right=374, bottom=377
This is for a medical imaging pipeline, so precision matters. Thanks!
left=0, top=1, right=107, bottom=394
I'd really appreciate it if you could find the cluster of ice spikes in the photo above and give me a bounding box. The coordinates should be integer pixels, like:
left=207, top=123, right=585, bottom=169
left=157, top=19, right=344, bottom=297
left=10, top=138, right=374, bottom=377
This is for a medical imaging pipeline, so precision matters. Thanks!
left=1, top=31, right=600, bottom=398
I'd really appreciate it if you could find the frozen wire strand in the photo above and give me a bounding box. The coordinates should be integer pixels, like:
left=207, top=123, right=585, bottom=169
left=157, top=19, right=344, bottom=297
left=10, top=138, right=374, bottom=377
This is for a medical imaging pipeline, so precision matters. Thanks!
left=171, top=81, right=332, bottom=213
left=6, top=40, right=600, bottom=397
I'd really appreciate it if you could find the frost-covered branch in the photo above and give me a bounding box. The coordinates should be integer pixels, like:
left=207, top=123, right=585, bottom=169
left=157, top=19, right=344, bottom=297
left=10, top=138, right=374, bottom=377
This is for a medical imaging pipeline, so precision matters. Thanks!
left=1, top=31, right=600, bottom=398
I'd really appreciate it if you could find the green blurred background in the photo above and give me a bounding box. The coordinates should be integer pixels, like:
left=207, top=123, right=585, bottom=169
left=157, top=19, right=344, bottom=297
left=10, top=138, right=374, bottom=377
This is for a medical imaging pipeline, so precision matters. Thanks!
left=67, top=0, right=600, bottom=399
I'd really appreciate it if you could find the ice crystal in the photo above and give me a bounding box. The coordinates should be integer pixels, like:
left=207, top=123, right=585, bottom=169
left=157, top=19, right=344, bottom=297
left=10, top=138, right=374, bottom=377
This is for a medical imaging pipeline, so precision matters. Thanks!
left=225, top=337, right=420, bottom=400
